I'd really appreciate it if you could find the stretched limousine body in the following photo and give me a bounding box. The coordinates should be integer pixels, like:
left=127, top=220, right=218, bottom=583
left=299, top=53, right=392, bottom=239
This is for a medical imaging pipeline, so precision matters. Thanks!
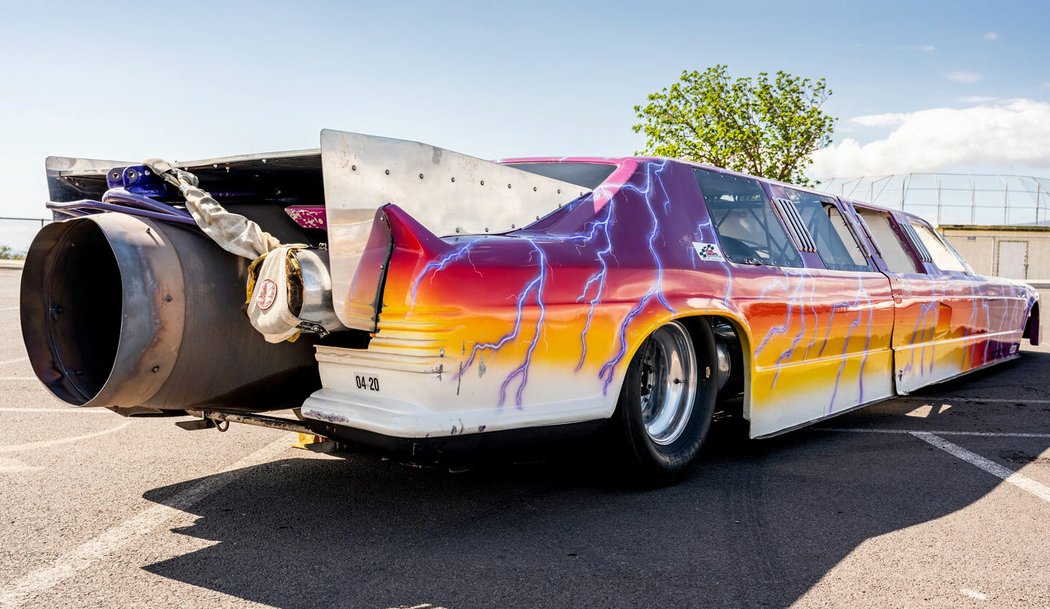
left=22, top=131, right=1040, bottom=478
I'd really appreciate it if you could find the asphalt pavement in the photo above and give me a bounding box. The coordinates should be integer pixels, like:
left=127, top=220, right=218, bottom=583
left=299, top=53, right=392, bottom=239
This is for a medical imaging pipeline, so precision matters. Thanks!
left=0, top=267, right=1048, bottom=609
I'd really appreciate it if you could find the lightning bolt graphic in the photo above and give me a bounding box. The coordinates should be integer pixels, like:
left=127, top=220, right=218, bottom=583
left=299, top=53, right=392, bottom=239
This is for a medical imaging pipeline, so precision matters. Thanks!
left=597, top=160, right=677, bottom=395
left=826, top=273, right=875, bottom=413
left=695, top=217, right=733, bottom=304
left=409, top=240, right=481, bottom=307
left=573, top=205, right=616, bottom=371
left=442, top=239, right=549, bottom=407
left=496, top=244, right=549, bottom=407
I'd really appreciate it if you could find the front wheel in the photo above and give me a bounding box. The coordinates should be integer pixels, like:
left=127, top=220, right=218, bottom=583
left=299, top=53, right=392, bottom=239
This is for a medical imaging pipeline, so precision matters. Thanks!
left=612, top=319, right=717, bottom=481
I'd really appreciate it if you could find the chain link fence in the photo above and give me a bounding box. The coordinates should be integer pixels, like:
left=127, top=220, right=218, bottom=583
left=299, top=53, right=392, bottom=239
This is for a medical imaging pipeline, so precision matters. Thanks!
left=819, top=173, right=1050, bottom=227
left=0, top=217, right=50, bottom=260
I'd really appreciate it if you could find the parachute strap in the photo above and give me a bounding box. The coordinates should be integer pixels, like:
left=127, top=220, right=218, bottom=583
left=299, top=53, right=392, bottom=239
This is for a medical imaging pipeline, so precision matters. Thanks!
left=144, top=158, right=282, bottom=259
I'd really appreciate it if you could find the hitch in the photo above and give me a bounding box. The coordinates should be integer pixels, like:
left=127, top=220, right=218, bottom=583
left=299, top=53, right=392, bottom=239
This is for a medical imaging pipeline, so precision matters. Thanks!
left=176, top=410, right=343, bottom=452
left=178, top=410, right=315, bottom=435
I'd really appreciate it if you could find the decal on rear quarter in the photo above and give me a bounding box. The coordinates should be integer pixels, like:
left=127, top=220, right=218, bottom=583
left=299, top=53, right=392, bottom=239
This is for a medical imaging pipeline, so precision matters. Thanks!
left=692, top=242, right=726, bottom=262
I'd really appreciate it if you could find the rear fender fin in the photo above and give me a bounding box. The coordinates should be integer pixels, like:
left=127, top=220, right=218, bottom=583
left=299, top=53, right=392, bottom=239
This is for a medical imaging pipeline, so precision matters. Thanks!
left=382, top=204, right=452, bottom=259
left=344, top=205, right=451, bottom=332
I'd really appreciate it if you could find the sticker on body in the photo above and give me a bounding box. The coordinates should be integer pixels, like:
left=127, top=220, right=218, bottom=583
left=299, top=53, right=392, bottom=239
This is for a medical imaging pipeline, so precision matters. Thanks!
left=692, top=242, right=726, bottom=262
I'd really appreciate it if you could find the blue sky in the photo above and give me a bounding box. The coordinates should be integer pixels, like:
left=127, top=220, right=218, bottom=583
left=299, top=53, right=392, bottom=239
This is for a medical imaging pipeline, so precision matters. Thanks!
left=1, top=0, right=1049, bottom=217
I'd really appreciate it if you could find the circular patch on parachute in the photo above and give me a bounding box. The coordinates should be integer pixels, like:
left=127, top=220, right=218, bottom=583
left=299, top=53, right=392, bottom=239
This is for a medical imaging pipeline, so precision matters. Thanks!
left=256, top=279, right=278, bottom=311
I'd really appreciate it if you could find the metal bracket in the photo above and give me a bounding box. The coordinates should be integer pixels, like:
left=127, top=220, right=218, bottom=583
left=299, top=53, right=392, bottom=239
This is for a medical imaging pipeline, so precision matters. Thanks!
left=175, top=417, right=215, bottom=431
left=177, top=410, right=319, bottom=436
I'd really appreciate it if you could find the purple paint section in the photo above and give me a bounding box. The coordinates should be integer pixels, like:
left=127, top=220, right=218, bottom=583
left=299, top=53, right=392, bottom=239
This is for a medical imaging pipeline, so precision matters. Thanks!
left=285, top=205, right=327, bottom=230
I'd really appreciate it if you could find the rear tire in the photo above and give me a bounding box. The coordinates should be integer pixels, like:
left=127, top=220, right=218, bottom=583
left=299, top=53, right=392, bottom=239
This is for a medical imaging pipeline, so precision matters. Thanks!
left=612, top=318, right=717, bottom=481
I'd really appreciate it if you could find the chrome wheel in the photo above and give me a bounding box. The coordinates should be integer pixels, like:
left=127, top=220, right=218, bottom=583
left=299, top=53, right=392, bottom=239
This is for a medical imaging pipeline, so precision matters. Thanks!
left=636, top=321, right=697, bottom=446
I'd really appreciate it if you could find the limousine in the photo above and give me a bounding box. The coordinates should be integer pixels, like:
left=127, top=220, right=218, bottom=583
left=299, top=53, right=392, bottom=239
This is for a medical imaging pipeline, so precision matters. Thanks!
left=22, top=131, right=1040, bottom=479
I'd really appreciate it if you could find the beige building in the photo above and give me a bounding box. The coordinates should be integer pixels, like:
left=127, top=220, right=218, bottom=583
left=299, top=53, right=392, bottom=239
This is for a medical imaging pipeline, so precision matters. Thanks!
left=939, top=225, right=1050, bottom=281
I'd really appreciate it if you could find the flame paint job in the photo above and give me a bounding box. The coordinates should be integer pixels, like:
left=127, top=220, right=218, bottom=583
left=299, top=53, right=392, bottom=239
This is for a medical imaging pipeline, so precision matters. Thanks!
left=306, top=158, right=1038, bottom=439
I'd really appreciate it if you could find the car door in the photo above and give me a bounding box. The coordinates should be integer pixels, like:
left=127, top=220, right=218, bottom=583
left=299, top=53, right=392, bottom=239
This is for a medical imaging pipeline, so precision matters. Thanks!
left=851, top=206, right=986, bottom=393
left=907, top=220, right=1029, bottom=374
left=762, top=187, right=896, bottom=428
left=693, top=169, right=895, bottom=437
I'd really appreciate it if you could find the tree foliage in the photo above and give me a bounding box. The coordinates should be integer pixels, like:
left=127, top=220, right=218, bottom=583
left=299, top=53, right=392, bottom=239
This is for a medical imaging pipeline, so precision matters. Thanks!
left=632, top=65, right=835, bottom=185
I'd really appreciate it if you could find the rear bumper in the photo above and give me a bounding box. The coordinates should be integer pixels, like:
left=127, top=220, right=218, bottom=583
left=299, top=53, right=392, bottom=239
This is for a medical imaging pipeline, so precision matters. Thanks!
left=300, top=387, right=609, bottom=439
left=299, top=345, right=614, bottom=439
left=305, top=416, right=607, bottom=459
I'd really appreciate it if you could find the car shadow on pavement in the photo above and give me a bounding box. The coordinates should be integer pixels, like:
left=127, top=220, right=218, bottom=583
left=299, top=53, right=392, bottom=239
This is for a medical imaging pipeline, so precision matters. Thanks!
left=140, top=352, right=1050, bottom=609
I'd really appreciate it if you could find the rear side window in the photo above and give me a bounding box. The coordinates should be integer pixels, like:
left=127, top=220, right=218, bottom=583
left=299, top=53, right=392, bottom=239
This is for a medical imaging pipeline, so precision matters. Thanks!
left=911, top=223, right=968, bottom=273
left=507, top=162, right=616, bottom=189
left=695, top=169, right=802, bottom=268
left=856, top=209, right=920, bottom=274
left=786, top=189, right=870, bottom=272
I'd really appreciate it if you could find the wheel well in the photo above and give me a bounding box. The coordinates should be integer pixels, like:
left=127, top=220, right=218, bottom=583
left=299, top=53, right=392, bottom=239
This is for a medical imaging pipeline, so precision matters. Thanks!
left=677, top=315, right=752, bottom=427
left=1024, top=301, right=1041, bottom=345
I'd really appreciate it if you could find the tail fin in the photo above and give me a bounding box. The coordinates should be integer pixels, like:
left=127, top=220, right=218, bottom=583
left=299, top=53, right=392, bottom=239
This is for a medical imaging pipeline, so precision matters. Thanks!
left=383, top=204, right=452, bottom=259
left=342, top=204, right=450, bottom=332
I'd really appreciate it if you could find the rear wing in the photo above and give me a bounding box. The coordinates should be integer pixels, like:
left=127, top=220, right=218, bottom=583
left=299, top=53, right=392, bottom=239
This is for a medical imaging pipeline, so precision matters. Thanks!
left=44, top=130, right=587, bottom=332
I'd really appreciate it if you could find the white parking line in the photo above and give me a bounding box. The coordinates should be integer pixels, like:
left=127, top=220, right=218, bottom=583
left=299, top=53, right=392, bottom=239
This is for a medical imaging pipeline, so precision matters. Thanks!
left=0, top=421, right=132, bottom=454
left=820, top=428, right=1050, bottom=439
left=911, top=432, right=1050, bottom=504
left=0, top=377, right=35, bottom=381
left=0, top=435, right=294, bottom=609
left=0, top=457, right=41, bottom=474
left=0, top=357, right=27, bottom=366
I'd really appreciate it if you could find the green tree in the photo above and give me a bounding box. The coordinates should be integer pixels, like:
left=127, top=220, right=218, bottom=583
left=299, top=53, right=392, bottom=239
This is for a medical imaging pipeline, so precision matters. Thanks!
left=632, top=65, right=835, bottom=185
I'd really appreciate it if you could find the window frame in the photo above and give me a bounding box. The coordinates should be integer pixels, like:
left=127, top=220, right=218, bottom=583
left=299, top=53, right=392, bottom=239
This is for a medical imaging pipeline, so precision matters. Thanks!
left=852, top=206, right=926, bottom=276
left=908, top=221, right=972, bottom=275
left=693, top=168, right=806, bottom=269
left=782, top=189, right=874, bottom=273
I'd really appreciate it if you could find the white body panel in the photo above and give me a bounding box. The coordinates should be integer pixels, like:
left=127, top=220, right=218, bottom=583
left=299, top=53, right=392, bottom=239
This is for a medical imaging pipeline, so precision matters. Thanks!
left=300, top=345, right=618, bottom=438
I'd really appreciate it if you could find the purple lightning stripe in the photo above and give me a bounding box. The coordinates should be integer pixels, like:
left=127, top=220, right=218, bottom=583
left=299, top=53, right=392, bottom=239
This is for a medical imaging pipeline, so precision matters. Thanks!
left=573, top=205, right=616, bottom=371
left=768, top=269, right=810, bottom=389
left=827, top=273, right=875, bottom=413
left=409, top=240, right=480, bottom=306
left=497, top=243, right=549, bottom=407
left=597, top=160, right=678, bottom=394
left=696, top=218, right=734, bottom=304
left=756, top=267, right=801, bottom=357
left=454, top=243, right=546, bottom=382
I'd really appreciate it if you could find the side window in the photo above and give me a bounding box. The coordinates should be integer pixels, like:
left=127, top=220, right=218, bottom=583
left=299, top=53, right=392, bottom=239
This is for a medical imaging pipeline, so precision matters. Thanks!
left=911, top=223, right=968, bottom=273
left=695, top=169, right=803, bottom=268
left=856, top=209, right=921, bottom=274
left=785, top=188, right=871, bottom=272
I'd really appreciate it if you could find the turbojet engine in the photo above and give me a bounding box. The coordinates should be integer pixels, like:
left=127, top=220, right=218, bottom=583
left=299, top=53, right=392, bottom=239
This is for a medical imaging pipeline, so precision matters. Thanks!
left=21, top=211, right=324, bottom=414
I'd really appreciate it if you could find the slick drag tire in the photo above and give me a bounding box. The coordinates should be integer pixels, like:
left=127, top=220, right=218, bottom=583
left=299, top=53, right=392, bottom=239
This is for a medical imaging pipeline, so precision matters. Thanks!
left=612, top=318, right=717, bottom=482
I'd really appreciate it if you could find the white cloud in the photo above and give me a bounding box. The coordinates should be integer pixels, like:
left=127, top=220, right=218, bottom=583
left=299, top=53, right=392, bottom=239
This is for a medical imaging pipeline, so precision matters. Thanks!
left=850, top=113, right=910, bottom=128
left=956, top=95, right=997, bottom=103
left=810, top=99, right=1050, bottom=178
left=983, top=31, right=998, bottom=41
left=948, top=71, right=981, bottom=83
left=894, top=44, right=936, bottom=52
